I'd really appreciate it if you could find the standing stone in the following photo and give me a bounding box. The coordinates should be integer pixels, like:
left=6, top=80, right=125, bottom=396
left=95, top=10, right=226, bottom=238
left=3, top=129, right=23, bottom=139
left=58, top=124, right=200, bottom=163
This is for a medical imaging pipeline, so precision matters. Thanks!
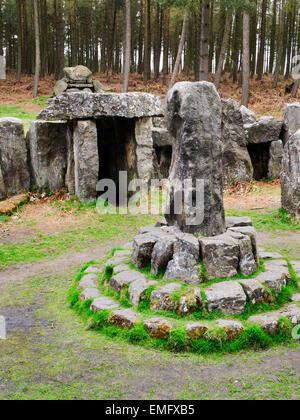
left=281, top=129, right=300, bottom=218
left=73, top=120, right=99, bottom=202
left=268, top=140, right=284, bottom=179
left=245, top=117, right=283, bottom=144
left=221, top=99, right=253, bottom=185
left=65, top=124, right=75, bottom=196
left=0, top=118, right=30, bottom=196
left=284, top=102, right=300, bottom=142
left=0, top=56, right=6, bottom=80
left=27, top=121, right=68, bottom=192
left=0, top=167, right=5, bottom=200
left=165, top=81, right=225, bottom=236
left=135, top=118, right=155, bottom=180
left=240, top=105, right=256, bottom=125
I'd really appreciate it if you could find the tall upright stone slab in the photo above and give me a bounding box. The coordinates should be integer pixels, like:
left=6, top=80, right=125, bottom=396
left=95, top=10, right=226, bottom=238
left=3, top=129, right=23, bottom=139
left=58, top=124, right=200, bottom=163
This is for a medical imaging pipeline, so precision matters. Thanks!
left=281, top=129, right=300, bottom=218
left=27, top=121, right=68, bottom=192
left=164, top=81, right=225, bottom=237
left=135, top=118, right=154, bottom=180
left=73, top=120, right=99, bottom=202
left=284, top=103, right=300, bottom=142
left=0, top=56, right=6, bottom=80
left=0, top=118, right=30, bottom=197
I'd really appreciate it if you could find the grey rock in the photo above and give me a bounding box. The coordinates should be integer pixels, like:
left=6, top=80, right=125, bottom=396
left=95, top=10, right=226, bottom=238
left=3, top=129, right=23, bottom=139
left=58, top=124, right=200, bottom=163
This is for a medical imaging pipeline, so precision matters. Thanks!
left=221, top=99, right=253, bottom=185
left=256, top=270, right=286, bottom=294
left=291, top=294, right=300, bottom=302
left=164, top=252, right=199, bottom=285
left=174, top=232, right=200, bottom=263
left=109, top=270, right=147, bottom=293
left=164, top=81, right=225, bottom=237
left=205, top=281, right=247, bottom=315
left=154, top=217, right=168, bottom=228
left=0, top=55, right=6, bottom=80
left=150, top=282, right=182, bottom=312
left=215, top=319, right=244, bottom=340
left=248, top=314, right=279, bottom=336
left=278, top=304, right=300, bottom=326
left=106, top=256, right=130, bottom=267
left=151, top=237, right=174, bottom=275
left=284, top=102, right=300, bottom=140
left=77, top=274, right=98, bottom=291
left=0, top=118, right=30, bottom=197
left=200, top=233, right=240, bottom=280
left=27, top=121, right=68, bottom=192
left=113, top=264, right=130, bottom=274
left=79, top=288, right=101, bottom=301
left=264, top=260, right=291, bottom=283
left=185, top=322, right=208, bottom=339
left=135, top=117, right=155, bottom=180
left=132, top=234, right=157, bottom=269
left=240, top=105, right=256, bottom=125
left=245, top=116, right=283, bottom=144
left=109, top=309, right=140, bottom=329
left=0, top=167, right=5, bottom=200
left=228, top=226, right=259, bottom=266
left=54, top=79, right=68, bottom=96
left=259, top=250, right=283, bottom=260
left=152, top=117, right=166, bottom=128
left=238, top=278, right=265, bottom=304
left=128, top=278, right=158, bottom=307
left=177, top=288, right=202, bottom=316
left=73, top=119, right=99, bottom=202
left=152, top=127, right=173, bottom=147
left=291, top=261, right=300, bottom=277
left=90, top=297, right=119, bottom=312
left=227, top=230, right=257, bottom=276
left=64, top=65, right=92, bottom=82
left=225, top=216, right=253, bottom=228
left=281, top=129, right=300, bottom=218
left=114, top=250, right=131, bottom=257
left=65, top=125, right=75, bottom=196
left=37, top=92, right=163, bottom=120
left=268, top=140, right=284, bottom=179
left=84, top=266, right=103, bottom=274
left=92, top=80, right=106, bottom=93
left=144, top=318, right=172, bottom=338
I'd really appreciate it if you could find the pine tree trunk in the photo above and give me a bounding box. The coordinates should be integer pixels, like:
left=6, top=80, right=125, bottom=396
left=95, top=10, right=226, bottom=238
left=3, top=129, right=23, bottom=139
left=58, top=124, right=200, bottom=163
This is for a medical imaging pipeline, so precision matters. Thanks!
left=273, top=1, right=284, bottom=88
left=33, top=0, right=40, bottom=98
left=241, top=11, right=250, bottom=107
left=199, top=0, right=210, bottom=81
left=162, top=8, right=169, bottom=85
left=257, top=0, right=267, bottom=80
left=16, top=0, right=22, bottom=81
left=214, top=12, right=231, bottom=89
left=138, top=0, right=144, bottom=74
left=123, top=0, right=131, bottom=93
left=143, top=0, right=151, bottom=83
left=0, top=0, right=3, bottom=56
left=169, top=12, right=188, bottom=89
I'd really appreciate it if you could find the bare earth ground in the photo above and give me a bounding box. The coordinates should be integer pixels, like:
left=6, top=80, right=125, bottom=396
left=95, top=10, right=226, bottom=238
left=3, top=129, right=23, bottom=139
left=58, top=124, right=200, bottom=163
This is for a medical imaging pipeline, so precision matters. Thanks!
left=0, top=184, right=300, bottom=400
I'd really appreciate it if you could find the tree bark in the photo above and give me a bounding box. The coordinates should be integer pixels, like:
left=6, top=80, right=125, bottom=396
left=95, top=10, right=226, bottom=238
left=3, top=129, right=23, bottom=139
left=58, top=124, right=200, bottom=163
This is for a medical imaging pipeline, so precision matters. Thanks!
left=123, top=0, right=131, bottom=92
left=33, top=0, right=40, bottom=98
left=199, top=0, right=210, bottom=81
left=169, top=12, right=188, bottom=89
left=241, top=11, right=250, bottom=107
left=214, top=12, right=231, bottom=89
left=143, top=0, right=151, bottom=82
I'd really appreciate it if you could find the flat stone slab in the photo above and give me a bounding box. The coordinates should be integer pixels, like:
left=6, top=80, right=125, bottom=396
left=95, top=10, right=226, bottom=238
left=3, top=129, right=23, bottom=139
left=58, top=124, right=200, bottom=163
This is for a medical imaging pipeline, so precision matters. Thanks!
left=225, top=217, right=253, bottom=228
left=77, top=274, right=99, bottom=291
left=291, top=294, right=300, bottom=302
left=132, top=234, right=158, bottom=269
left=215, top=319, right=244, bottom=340
left=238, top=278, right=265, bottom=304
left=106, top=256, right=130, bottom=267
left=109, top=309, right=140, bottom=329
left=185, top=322, right=208, bottom=340
left=259, top=250, right=283, bottom=260
left=256, top=270, right=287, bottom=294
left=37, top=92, right=163, bottom=120
left=205, top=281, right=247, bottom=315
left=264, top=259, right=288, bottom=269
left=113, top=264, right=130, bottom=274
left=90, top=297, right=119, bottom=312
left=79, top=288, right=101, bottom=301
left=150, top=283, right=182, bottom=312
left=114, top=250, right=131, bottom=257
left=0, top=193, right=29, bottom=215
left=248, top=314, right=279, bottom=336
left=144, top=318, right=172, bottom=338
left=278, top=304, right=300, bottom=325
left=84, top=266, right=103, bottom=274
left=177, top=288, right=202, bottom=316
left=291, top=261, right=300, bottom=277
left=128, top=279, right=158, bottom=307
left=110, top=270, right=147, bottom=293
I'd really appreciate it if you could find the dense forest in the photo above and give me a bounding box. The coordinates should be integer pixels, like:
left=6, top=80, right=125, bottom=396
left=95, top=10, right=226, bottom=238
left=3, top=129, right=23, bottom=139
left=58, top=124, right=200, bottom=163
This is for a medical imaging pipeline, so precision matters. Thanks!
left=0, top=0, right=300, bottom=102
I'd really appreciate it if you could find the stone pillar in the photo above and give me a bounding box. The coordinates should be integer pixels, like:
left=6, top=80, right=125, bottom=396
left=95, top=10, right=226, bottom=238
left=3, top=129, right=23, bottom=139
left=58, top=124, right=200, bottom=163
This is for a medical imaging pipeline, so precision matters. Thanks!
left=284, top=103, right=300, bottom=142
left=165, top=81, right=225, bottom=237
left=268, top=140, right=284, bottom=180
left=281, top=129, right=300, bottom=218
left=0, top=167, right=5, bottom=200
left=27, top=121, right=68, bottom=192
left=0, top=56, right=6, bottom=80
left=135, top=118, right=155, bottom=180
left=0, top=118, right=30, bottom=197
left=65, top=123, right=75, bottom=196
left=73, top=119, right=99, bottom=202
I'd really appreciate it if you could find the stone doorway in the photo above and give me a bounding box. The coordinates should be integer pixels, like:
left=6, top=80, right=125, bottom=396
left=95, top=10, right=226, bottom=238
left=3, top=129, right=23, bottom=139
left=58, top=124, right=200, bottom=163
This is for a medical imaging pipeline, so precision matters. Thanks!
left=247, top=142, right=271, bottom=180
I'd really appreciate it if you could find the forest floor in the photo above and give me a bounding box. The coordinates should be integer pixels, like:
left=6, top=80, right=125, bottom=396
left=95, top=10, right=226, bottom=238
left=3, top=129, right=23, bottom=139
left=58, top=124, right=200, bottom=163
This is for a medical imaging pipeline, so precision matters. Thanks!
left=0, top=182, right=300, bottom=400
left=0, top=72, right=299, bottom=122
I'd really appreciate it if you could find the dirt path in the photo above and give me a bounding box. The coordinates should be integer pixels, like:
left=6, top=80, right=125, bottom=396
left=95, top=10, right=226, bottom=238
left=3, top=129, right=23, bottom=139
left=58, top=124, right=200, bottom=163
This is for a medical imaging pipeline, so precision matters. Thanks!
left=0, top=233, right=299, bottom=400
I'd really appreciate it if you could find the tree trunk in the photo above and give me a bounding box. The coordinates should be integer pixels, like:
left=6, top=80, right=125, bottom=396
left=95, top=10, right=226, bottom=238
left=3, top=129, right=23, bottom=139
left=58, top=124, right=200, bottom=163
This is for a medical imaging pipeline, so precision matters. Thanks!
left=214, top=12, right=231, bottom=89
left=123, top=0, right=131, bottom=93
left=162, top=8, right=169, bottom=85
left=33, top=0, right=40, bottom=98
left=0, top=0, right=3, bottom=56
left=291, top=78, right=300, bottom=98
left=199, top=0, right=210, bottom=81
left=143, top=0, right=151, bottom=83
left=257, top=0, right=267, bottom=80
left=169, top=12, right=188, bottom=89
left=241, top=11, right=250, bottom=107
left=16, top=0, right=22, bottom=81
left=273, top=1, right=284, bottom=88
